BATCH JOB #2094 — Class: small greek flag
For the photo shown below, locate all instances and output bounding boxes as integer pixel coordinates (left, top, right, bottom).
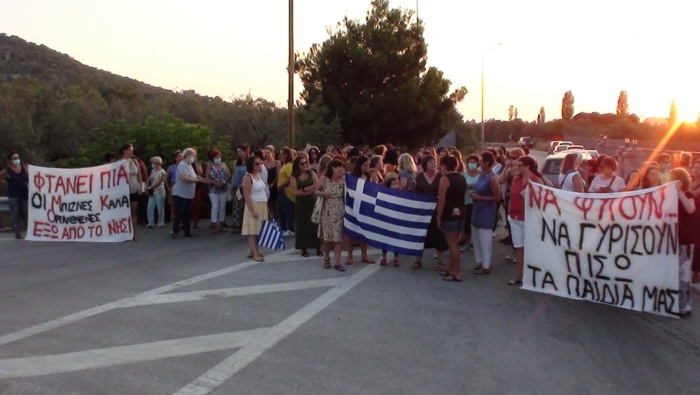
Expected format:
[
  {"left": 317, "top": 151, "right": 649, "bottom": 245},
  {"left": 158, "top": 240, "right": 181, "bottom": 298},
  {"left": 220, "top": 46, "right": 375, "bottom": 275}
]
[
  {"left": 258, "top": 220, "right": 286, "bottom": 250},
  {"left": 344, "top": 174, "right": 437, "bottom": 256}
]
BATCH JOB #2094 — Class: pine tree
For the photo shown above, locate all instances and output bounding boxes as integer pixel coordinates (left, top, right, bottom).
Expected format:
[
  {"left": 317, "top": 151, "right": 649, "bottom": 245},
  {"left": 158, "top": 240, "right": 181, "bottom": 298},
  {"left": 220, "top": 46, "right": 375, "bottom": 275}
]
[
  {"left": 669, "top": 99, "right": 677, "bottom": 126},
  {"left": 562, "top": 91, "right": 575, "bottom": 120},
  {"left": 616, "top": 91, "right": 629, "bottom": 116}
]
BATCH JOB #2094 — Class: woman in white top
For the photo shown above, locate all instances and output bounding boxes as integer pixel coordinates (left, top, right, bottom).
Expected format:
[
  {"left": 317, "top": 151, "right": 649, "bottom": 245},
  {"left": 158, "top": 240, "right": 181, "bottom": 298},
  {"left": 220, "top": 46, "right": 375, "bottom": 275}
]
[
  {"left": 589, "top": 156, "right": 626, "bottom": 193},
  {"left": 242, "top": 156, "right": 270, "bottom": 262},
  {"left": 558, "top": 153, "right": 585, "bottom": 192},
  {"left": 146, "top": 156, "right": 167, "bottom": 228}
]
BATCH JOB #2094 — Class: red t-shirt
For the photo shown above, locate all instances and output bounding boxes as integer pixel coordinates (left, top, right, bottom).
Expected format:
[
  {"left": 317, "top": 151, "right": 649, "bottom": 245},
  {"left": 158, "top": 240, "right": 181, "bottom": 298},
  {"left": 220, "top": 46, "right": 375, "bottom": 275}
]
[{"left": 509, "top": 174, "right": 539, "bottom": 221}]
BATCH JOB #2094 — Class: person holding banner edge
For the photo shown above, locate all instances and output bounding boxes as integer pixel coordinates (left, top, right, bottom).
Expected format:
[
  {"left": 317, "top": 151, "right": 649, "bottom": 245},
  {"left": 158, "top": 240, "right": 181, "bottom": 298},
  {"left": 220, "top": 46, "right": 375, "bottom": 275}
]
[
  {"left": 507, "top": 155, "right": 543, "bottom": 285},
  {"left": 119, "top": 143, "right": 143, "bottom": 241},
  {"left": 671, "top": 168, "right": 696, "bottom": 317},
  {"left": 172, "top": 148, "right": 210, "bottom": 239}
]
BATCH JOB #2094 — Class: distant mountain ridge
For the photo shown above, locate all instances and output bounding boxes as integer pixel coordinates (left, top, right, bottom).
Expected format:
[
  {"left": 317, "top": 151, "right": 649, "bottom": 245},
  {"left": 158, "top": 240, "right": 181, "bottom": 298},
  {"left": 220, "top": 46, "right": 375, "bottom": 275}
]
[{"left": 0, "top": 33, "right": 167, "bottom": 95}]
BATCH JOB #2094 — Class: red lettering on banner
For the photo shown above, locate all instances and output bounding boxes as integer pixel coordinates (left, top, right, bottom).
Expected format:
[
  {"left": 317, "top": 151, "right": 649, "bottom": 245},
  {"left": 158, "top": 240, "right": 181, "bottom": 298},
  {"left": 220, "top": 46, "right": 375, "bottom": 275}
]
[
  {"left": 32, "top": 221, "right": 59, "bottom": 239},
  {"left": 99, "top": 165, "right": 129, "bottom": 190},
  {"left": 61, "top": 226, "right": 86, "bottom": 240},
  {"left": 573, "top": 197, "right": 594, "bottom": 220},
  {"left": 108, "top": 217, "right": 132, "bottom": 235},
  {"left": 528, "top": 184, "right": 542, "bottom": 209},
  {"left": 598, "top": 198, "right": 616, "bottom": 222},
  {"left": 50, "top": 195, "right": 62, "bottom": 212},
  {"left": 542, "top": 189, "right": 562, "bottom": 216}
]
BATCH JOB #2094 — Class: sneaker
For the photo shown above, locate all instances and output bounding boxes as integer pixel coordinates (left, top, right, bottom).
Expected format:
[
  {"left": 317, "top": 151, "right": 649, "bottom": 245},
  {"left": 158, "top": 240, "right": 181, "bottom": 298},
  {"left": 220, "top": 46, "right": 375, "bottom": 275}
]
[
  {"left": 433, "top": 253, "right": 438, "bottom": 259},
  {"left": 460, "top": 245, "right": 471, "bottom": 252},
  {"left": 283, "top": 230, "right": 295, "bottom": 237},
  {"left": 505, "top": 254, "right": 514, "bottom": 261}
]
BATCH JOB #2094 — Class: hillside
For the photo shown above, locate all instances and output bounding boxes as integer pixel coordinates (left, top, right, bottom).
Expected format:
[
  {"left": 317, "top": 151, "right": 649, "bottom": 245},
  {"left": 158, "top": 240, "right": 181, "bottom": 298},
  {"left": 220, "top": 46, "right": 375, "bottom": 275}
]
[{"left": 0, "top": 34, "right": 304, "bottom": 164}]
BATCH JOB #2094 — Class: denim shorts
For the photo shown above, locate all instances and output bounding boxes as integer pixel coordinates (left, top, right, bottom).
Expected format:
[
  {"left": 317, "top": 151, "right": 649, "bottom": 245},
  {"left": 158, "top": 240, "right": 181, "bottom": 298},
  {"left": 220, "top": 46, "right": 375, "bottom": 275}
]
[{"left": 442, "top": 220, "right": 465, "bottom": 234}]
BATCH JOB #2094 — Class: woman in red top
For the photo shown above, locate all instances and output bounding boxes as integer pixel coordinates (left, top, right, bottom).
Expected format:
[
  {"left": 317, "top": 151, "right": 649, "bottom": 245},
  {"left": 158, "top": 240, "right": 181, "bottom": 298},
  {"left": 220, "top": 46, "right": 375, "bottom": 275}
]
[{"left": 508, "top": 156, "right": 543, "bottom": 285}]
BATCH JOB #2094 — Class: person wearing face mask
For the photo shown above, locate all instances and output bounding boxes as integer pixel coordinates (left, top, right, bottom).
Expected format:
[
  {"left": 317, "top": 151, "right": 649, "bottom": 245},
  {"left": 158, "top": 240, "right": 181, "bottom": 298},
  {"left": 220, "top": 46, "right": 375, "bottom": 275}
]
[
  {"left": 460, "top": 154, "right": 480, "bottom": 251},
  {"left": 0, "top": 152, "right": 29, "bottom": 239},
  {"left": 172, "top": 148, "right": 210, "bottom": 239},
  {"left": 146, "top": 157, "right": 167, "bottom": 228},
  {"left": 206, "top": 150, "right": 231, "bottom": 234}
]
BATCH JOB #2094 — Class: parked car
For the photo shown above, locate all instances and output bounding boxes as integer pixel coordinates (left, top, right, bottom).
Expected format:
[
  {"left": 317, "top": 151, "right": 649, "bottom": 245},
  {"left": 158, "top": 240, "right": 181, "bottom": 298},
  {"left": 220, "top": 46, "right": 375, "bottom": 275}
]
[
  {"left": 586, "top": 149, "right": 600, "bottom": 159},
  {"left": 549, "top": 141, "right": 572, "bottom": 154},
  {"left": 553, "top": 143, "right": 574, "bottom": 153},
  {"left": 566, "top": 145, "right": 585, "bottom": 150},
  {"left": 540, "top": 151, "right": 592, "bottom": 187},
  {"left": 518, "top": 137, "right": 534, "bottom": 148}
]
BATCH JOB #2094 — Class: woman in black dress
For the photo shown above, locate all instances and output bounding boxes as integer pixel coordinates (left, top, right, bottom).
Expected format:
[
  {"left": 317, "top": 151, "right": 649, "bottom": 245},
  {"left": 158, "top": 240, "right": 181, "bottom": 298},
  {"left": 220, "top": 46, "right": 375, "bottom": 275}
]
[{"left": 411, "top": 154, "right": 448, "bottom": 271}]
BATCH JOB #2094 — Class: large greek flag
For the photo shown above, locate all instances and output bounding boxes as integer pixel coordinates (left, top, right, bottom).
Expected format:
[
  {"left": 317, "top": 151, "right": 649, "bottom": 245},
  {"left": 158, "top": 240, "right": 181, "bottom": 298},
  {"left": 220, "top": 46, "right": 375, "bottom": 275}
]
[{"left": 344, "top": 174, "right": 437, "bottom": 256}]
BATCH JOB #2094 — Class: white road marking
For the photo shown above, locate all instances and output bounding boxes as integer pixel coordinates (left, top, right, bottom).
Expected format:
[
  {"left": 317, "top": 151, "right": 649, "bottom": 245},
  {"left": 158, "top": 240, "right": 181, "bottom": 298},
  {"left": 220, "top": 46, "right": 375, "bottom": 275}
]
[
  {"left": 0, "top": 249, "right": 295, "bottom": 347},
  {"left": 173, "top": 264, "right": 381, "bottom": 395},
  {"left": 0, "top": 329, "right": 268, "bottom": 379},
  {"left": 120, "top": 278, "right": 345, "bottom": 307}
]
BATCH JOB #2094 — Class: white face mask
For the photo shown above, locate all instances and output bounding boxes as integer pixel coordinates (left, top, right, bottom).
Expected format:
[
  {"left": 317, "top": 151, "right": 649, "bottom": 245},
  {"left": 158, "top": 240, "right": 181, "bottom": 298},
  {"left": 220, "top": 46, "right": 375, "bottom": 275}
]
[
  {"left": 11, "top": 159, "right": 20, "bottom": 165},
  {"left": 214, "top": 158, "right": 221, "bottom": 164},
  {"left": 188, "top": 157, "right": 195, "bottom": 164},
  {"left": 151, "top": 164, "right": 156, "bottom": 169}
]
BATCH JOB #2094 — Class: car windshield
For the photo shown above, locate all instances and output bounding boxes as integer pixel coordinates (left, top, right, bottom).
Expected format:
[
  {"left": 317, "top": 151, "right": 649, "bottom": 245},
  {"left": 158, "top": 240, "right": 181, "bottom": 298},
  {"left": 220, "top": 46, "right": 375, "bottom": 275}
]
[{"left": 544, "top": 159, "right": 563, "bottom": 174}]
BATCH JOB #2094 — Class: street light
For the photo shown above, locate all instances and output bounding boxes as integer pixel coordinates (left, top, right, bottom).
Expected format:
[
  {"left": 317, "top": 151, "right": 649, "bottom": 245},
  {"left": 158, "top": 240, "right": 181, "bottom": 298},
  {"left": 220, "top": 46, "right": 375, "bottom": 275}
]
[{"left": 481, "top": 43, "right": 502, "bottom": 151}]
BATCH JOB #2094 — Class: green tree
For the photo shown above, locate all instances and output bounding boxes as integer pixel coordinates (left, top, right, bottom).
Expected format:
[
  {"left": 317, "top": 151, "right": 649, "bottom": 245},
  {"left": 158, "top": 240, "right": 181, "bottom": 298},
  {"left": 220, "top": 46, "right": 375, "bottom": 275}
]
[
  {"left": 295, "top": 0, "right": 467, "bottom": 148},
  {"left": 295, "top": 99, "right": 342, "bottom": 148},
  {"left": 514, "top": 107, "right": 519, "bottom": 120},
  {"left": 669, "top": 99, "right": 677, "bottom": 126},
  {"left": 537, "top": 107, "right": 546, "bottom": 124},
  {"left": 562, "top": 91, "right": 575, "bottom": 120},
  {"left": 508, "top": 105, "right": 515, "bottom": 121},
  {"left": 616, "top": 91, "right": 629, "bottom": 116}
]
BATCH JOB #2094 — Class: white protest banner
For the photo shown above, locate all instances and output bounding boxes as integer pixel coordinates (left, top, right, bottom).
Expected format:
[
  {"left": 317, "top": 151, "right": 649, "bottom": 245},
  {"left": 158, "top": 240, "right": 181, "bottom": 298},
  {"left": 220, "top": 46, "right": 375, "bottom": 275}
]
[
  {"left": 523, "top": 183, "right": 680, "bottom": 318},
  {"left": 26, "top": 162, "right": 134, "bottom": 242}
]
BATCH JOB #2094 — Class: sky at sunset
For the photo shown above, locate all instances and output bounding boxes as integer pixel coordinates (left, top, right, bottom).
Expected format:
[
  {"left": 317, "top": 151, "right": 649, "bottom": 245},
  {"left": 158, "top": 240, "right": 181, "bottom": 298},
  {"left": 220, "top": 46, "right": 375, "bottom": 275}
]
[{"left": 2, "top": 0, "right": 698, "bottom": 124}]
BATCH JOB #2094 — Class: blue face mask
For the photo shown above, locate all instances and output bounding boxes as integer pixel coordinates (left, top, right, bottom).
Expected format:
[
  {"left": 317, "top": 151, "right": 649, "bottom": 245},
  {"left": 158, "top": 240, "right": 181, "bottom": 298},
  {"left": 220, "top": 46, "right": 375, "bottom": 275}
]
[
  {"left": 468, "top": 163, "right": 478, "bottom": 170},
  {"left": 188, "top": 157, "right": 195, "bottom": 164},
  {"left": 214, "top": 158, "right": 221, "bottom": 164},
  {"left": 12, "top": 159, "right": 20, "bottom": 165},
  {"left": 151, "top": 164, "right": 156, "bottom": 169}
]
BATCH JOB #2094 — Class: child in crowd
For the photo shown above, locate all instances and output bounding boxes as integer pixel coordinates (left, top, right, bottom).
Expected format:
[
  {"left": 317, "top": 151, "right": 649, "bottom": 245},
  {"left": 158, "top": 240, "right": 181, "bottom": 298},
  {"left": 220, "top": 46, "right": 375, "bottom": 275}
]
[{"left": 380, "top": 176, "right": 400, "bottom": 267}]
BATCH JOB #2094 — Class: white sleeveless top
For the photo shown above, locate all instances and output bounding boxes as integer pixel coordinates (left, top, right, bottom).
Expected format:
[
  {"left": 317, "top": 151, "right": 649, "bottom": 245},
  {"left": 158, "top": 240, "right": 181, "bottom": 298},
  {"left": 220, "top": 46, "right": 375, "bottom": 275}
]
[
  {"left": 558, "top": 171, "right": 578, "bottom": 191},
  {"left": 247, "top": 173, "right": 268, "bottom": 202}
]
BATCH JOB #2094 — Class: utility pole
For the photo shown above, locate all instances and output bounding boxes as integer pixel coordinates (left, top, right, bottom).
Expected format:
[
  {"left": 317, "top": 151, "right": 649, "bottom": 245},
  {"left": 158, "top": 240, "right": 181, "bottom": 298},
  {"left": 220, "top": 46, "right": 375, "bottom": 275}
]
[{"left": 287, "top": 0, "right": 295, "bottom": 148}]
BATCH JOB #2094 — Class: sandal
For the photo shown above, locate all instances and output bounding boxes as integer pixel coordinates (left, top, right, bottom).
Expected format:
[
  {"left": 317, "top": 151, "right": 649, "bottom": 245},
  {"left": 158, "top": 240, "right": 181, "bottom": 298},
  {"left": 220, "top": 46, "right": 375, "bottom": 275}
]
[
  {"left": 361, "top": 257, "right": 376, "bottom": 264},
  {"left": 345, "top": 258, "right": 354, "bottom": 266},
  {"left": 316, "top": 250, "right": 325, "bottom": 257},
  {"left": 442, "top": 274, "right": 463, "bottom": 282},
  {"left": 411, "top": 261, "right": 423, "bottom": 270},
  {"left": 324, "top": 258, "right": 331, "bottom": 269},
  {"left": 392, "top": 259, "right": 400, "bottom": 267},
  {"left": 335, "top": 264, "right": 345, "bottom": 272},
  {"left": 252, "top": 256, "right": 265, "bottom": 262},
  {"left": 508, "top": 279, "right": 523, "bottom": 286},
  {"left": 380, "top": 258, "right": 388, "bottom": 266},
  {"left": 247, "top": 253, "right": 254, "bottom": 259},
  {"left": 473, "top": 267, "right": 492, "bottom": 275},
  {"left": 132, "top": 237, "right": 139, "bottom": 241},
  {"left": 301, "top": 251, "right": 309, "bottom": 258},
  {"left": 434, "top": 263, "right": 446, "bottom": 272}
]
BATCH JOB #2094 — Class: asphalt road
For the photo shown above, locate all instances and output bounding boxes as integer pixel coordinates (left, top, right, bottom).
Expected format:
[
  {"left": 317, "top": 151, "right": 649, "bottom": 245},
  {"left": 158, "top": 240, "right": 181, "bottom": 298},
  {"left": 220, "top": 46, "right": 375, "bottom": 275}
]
[{"left": 1, "top": 153, "right": 699, "bottom": 395}]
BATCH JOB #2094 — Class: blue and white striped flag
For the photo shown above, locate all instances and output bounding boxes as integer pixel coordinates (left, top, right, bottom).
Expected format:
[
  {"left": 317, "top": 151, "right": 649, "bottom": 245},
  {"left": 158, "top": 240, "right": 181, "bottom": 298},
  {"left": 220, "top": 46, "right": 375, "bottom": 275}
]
[
  {"left": 344, "top": 174, "right": 437, "bottom": 256},
  {"left": 258, "top": 220, "right": 286, "bottom": 250}
]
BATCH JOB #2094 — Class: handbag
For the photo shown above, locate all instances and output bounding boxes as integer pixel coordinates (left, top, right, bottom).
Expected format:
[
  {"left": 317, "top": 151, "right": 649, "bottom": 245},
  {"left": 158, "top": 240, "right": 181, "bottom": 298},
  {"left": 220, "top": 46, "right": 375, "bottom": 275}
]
[{"left": 311, "top": 196, "right": 324, "bottom": 224}]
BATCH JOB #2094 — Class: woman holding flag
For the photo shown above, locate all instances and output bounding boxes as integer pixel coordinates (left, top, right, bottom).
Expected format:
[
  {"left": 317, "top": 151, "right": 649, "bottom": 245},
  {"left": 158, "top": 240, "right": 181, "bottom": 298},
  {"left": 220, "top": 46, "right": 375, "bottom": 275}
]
[{"left": 241, "top": 156, "right": 269, "bottom": 262}]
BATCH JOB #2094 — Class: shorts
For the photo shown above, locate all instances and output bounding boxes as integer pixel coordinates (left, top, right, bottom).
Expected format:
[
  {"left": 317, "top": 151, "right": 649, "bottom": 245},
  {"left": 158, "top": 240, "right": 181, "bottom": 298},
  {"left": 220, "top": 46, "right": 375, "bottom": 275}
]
[
  {"left": 130, "top": 193, "right": 139, "bottom": 203},
  {"left": 508, "top": 216, "right": 525, "bottom": 248},
  {"left": 442, "top": 220, "right": 465, "bottom": 234}
]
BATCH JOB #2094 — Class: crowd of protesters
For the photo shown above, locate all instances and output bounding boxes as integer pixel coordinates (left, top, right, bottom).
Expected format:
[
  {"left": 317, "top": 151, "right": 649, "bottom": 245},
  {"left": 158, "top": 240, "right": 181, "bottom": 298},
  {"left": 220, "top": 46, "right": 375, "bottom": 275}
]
[{"left": 2, "top": 143, "right": 699, "bottom": 316}]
